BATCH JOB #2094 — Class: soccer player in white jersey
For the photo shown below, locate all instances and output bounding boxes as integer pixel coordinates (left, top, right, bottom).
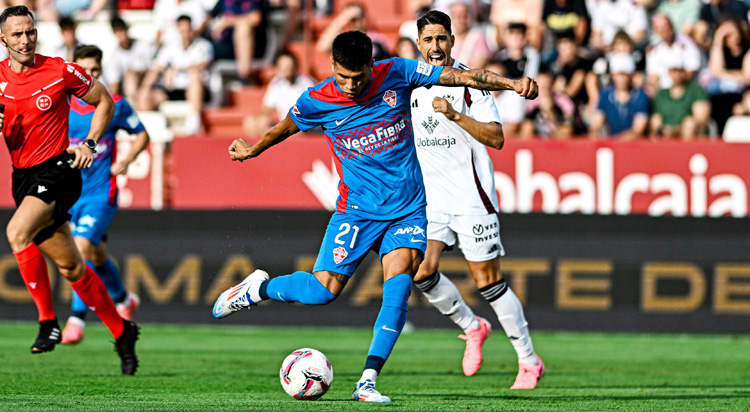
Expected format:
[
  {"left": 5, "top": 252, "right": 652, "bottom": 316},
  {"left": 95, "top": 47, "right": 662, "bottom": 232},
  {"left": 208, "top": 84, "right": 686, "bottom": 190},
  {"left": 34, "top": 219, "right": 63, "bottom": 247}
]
[{"left": 410, "top": 10, "right": 545, "bottom": 389}]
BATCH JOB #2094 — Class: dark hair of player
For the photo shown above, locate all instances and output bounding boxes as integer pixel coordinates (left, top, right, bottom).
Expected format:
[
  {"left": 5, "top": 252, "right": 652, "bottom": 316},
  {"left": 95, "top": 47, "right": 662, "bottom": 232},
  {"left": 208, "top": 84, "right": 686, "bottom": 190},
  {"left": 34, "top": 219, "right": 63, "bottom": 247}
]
[
  {"left": 416, "top": 10, "right": 452, "bottom": 36},
  {"left": 0, "top": 5, "right": 34, "bottom": 30},
  {"left": 73, "top": 45, "right": 103, "bottom": 63},
  {"left": 111, "top": 16, "right": 128, "bottom": 31},
  {"left": 177, "top": 15, "right": 192, "bottom": 25},
  {"left": 332, "top": 31, "right": 372, "bottom": 70}
]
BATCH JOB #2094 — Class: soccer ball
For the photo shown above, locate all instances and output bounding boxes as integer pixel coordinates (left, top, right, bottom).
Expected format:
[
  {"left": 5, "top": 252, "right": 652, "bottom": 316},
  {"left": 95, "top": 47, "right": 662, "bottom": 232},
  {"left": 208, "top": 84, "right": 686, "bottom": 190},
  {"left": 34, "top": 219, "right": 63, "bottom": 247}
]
[{"left": 279, "top": 348, "right": 333, "bottom": 400}]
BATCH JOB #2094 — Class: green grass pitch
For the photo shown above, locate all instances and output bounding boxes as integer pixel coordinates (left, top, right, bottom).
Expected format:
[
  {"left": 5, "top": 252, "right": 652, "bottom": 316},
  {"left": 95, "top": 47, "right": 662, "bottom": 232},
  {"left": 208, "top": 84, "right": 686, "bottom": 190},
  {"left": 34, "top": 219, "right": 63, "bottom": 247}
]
[{"left": 0, "top": 322, "right": 748, "bottom": 411}]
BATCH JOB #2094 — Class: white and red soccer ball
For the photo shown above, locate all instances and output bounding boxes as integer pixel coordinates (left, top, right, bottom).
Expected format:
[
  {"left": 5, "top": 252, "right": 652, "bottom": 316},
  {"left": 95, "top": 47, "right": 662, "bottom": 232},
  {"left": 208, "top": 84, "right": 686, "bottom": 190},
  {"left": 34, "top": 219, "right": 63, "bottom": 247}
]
[{"left": 279, "top": 348, "right": 333, "bottom": 400}]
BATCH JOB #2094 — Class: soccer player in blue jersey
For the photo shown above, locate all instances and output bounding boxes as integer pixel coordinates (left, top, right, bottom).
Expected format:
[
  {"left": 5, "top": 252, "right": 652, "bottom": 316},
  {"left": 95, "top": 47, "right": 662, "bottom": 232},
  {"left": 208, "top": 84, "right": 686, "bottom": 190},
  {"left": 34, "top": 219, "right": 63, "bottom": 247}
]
[
  {"left": 213, "top": 31, "right": 537, "bottom": 402},
  {"left": 61, "top": 45, "right": 150, "bottom": 345}
]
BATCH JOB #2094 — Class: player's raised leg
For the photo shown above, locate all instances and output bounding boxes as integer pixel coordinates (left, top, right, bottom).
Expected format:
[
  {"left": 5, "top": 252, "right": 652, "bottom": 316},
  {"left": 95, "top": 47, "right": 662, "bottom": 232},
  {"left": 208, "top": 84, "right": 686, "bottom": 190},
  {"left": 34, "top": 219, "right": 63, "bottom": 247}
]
[{"left": 414, "top": 238, "right": 490, "bottom": 376}]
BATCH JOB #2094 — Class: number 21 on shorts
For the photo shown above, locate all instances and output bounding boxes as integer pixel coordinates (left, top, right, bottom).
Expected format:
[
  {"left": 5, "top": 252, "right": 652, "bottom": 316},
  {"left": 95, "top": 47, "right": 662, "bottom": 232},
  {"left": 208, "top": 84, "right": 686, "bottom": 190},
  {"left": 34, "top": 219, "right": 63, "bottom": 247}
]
[{"left": 334, "top": 223, "right": 359, "bottom": 248}]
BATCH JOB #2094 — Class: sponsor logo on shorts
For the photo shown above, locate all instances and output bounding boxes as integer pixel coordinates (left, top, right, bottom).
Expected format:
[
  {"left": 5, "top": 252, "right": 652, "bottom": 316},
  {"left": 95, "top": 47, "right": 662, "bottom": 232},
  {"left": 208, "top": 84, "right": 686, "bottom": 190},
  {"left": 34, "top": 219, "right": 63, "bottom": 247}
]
[
  {"left": 473, "top": 222, "right": 499, "bottom": 242},
  {"left": 333, "top": 246, "right": 348, "bottom": 264},
  {"left": 383, "top": 90, "right": 397, "bottom": 107},
  {"left": 474, "top": 232, "right": 499, "bottom": 243},
  {"left": 37, "top": 185, "right": 47, "bottom": 193},
  {"left": 36, "top": 95, "right": 52, "bottom": 111},
  {"left": 394, "top": 226, "right": 425, "bottom": 237}
]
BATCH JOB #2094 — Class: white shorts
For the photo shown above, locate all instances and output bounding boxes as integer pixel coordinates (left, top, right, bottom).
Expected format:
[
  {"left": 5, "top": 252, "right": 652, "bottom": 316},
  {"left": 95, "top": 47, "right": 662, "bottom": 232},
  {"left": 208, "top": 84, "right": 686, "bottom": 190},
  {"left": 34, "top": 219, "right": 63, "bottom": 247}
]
[{"left": 426, "top": 210, "right": 505, "bottom": 262}]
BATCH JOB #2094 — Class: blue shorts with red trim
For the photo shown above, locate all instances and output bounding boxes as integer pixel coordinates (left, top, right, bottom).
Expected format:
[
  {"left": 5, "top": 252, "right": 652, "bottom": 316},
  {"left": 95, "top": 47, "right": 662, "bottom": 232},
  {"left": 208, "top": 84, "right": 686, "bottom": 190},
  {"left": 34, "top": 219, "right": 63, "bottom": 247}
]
[
  {"left": 313, "top": 208, "right": 427, "bottom": 277},
  {"left": 69, "top": 194, "right": 118, "bottom": 245}
]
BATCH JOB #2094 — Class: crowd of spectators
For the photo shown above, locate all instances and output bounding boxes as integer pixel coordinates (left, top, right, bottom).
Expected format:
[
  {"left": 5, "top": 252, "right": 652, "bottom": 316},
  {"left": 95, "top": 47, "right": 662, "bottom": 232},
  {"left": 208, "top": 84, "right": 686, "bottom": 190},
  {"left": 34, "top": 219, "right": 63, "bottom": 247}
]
[{"left": 6, "top": 0, "right": 750, "bottom": 139}]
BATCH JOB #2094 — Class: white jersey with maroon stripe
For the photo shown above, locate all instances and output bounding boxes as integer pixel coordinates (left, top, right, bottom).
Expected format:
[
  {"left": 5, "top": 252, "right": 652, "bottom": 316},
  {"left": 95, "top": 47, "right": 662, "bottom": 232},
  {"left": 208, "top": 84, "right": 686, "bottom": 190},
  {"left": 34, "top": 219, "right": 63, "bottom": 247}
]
[{"left": 410, "top": 60, "right": 501, "bottom": 216}]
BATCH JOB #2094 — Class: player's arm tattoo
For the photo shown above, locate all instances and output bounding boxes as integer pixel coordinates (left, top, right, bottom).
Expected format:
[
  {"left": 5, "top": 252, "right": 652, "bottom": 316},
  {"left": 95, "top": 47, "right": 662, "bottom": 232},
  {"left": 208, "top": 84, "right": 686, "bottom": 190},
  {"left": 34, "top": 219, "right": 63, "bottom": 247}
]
[{"left": 438, "top": 67, "right": 515, "bottom": 91}]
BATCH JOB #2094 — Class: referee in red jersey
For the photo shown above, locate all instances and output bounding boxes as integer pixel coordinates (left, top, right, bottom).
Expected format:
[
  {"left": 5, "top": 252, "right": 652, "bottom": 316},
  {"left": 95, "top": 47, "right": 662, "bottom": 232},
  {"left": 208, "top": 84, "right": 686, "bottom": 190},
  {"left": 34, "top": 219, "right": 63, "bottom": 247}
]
[{"left": 0, "top": 6, "right": 139, "bottom": 375}]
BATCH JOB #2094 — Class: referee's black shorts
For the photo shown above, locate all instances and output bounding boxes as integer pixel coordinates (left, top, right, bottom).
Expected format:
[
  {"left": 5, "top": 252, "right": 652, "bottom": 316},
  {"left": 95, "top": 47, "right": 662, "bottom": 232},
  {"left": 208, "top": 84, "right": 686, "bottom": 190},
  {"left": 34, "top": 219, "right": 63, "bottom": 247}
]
[{"left": 12, "top": 152, "right": 82, "bottom": 244}]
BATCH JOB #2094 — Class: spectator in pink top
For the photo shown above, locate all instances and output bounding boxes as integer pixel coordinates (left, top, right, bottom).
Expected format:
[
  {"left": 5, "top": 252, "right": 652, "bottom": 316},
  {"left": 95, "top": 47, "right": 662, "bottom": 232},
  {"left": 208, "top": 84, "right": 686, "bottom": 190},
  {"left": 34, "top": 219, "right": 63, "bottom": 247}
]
[{"left": 448, "top": 0, "right": 492, "bottom": 70}]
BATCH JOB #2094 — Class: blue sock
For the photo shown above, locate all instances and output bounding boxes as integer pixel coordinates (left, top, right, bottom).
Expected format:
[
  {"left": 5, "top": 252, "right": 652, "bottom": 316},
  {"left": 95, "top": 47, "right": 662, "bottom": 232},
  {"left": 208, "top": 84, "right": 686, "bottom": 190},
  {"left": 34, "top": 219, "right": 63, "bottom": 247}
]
[
  {"left": 70, "top": 291, "right": 88, "bottom": 320},
  {"left": 261, "top": 271, "right": 336, "bottom": 305},
  {"left": 366, "top": 273, "right": 412, "bottom": 372},
  {"left": 90, "top": 259, "right": 126, "bottom": 303}
]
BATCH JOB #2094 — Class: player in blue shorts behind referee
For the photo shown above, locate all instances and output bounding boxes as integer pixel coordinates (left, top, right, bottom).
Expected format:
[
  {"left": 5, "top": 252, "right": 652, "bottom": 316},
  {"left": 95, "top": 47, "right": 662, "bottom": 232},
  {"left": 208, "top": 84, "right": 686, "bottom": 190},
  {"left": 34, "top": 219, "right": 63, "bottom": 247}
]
[
  {"left": 61, "top": 45, "right": 150, "bottom": 344},
  {"left": 213, "top": 30, "right": 538, "bottom": 402}
]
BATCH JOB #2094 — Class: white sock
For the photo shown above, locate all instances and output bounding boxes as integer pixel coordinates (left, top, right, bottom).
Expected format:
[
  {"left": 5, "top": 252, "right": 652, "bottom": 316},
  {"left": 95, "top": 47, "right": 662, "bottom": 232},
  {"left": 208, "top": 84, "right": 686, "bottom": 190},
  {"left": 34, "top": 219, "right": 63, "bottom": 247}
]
[
  {"left": 415, "top": 272, "right": 479, "bottom": 333},
  {"left": 359, "top": 368, "right": 378, "bottom": 383},
  {"left": 482, "top": 282, "right": 537, "bottom": 365}
]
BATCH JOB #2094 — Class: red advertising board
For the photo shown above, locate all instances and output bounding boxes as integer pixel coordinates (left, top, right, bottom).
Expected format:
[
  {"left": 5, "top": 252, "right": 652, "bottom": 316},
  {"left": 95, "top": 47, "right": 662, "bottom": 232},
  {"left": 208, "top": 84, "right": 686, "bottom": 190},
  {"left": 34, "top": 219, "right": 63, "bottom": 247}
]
[
  {"left": 170, "top": 137, "right": 750, "bottom": 218},
  {"left": 4, "top": 137, "right": 749, "bottom": 217}
]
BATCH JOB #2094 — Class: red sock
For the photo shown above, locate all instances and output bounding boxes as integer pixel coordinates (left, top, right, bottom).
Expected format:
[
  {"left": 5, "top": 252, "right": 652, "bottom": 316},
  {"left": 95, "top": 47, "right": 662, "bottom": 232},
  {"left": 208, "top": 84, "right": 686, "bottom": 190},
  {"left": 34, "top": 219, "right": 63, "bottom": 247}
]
[
  {"left": 14, "top": 243, "right": 55, "bottom": 322},
  {"left": 71, "top": 266, "right": 125, "bottom": 339}
]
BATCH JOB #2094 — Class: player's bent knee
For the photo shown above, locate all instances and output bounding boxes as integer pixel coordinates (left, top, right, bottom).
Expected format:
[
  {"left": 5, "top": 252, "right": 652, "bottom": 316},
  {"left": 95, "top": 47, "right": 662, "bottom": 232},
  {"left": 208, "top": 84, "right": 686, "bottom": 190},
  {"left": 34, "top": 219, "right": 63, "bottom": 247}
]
[
  {"left": 57, "top": 260, "right": 87, "bottom": 282},
  {"left": 6, "top": 223, "right": 33, "bottom": 252}
]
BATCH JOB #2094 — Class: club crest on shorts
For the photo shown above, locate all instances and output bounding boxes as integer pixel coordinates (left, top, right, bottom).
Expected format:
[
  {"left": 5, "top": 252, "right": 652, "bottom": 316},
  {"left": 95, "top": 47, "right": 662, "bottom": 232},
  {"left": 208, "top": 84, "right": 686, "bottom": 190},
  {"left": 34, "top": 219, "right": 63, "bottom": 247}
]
[
  {"left": 333, "top": 246, "right": 348, "bottom": 264},
  {"left": 383, "top": 90, "right": 397, "bottom": 107}
]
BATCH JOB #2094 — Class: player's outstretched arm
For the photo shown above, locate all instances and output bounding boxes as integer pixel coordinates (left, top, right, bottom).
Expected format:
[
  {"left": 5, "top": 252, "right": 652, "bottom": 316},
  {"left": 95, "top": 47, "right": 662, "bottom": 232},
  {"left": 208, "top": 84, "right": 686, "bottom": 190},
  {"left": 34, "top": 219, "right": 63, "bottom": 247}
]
[
  {"left": 229, "top": 114, "right": 300, "bottom": 162},
  {"left": 432, "top": 96, "right": 504, "bottom": 149},
  {"left": 438, "top": 67, "right": 539, "bottom": 100}
]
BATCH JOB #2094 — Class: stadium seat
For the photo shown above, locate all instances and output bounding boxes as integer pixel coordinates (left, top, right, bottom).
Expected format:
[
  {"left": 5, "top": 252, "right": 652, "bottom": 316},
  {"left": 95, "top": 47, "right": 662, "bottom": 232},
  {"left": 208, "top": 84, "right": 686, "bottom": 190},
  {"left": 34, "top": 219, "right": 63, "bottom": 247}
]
[
  {"left": 722, "top": 116, "right": 750, "bottom": 142},
  {"left": 134, "top": 111, "right": 174, "bottom": 143},
  {"left": 158, "top": 101, "right": 192, "bottom": 136}
]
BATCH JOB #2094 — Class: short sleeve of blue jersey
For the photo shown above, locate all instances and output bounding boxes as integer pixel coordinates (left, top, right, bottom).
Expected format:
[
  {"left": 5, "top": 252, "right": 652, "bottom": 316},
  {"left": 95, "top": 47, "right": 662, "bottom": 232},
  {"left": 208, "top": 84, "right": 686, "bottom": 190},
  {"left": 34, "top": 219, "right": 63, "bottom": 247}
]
[
  {"left": 289, "top": 90, "right": 321, "bottom": 132},
  {"left": 114, "top": 99, "right": 146, "bottom": 135},
  {"left": 391, "top": 57, "right": 443, "bottom": 88}
]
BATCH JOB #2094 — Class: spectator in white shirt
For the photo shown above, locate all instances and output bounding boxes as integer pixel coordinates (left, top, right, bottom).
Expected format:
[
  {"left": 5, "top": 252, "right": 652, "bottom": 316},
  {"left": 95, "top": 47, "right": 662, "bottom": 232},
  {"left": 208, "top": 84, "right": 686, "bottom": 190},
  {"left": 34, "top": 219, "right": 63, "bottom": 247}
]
[
  {"left": 152, "top": 0, "right": 207, "bottom": 49},
  {"left": 243, "top": 50, "right": 316, "bottom": 136},
  {"left": 104, "top": 17, "right": 155, "bottom": 102},
  {"left": 646, "top": 13, "right": 703, "bottom": 94},
  {"left": 137, "top": 15, "right": 214, "bottom": 135},
  {"left": 589, "top": 0, "right": 649, "bottom": 51}
]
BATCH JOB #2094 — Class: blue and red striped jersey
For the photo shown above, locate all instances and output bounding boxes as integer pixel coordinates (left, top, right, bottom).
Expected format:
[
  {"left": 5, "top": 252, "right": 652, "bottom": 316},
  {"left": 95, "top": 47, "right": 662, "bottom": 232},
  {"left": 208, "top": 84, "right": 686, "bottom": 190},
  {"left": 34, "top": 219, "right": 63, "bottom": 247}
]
[
  {"left": 68, "top": 95, "right": 145, "bottom": 202},
  {"left": 290, "top": 57, "right": 443, "bottom": 219}
]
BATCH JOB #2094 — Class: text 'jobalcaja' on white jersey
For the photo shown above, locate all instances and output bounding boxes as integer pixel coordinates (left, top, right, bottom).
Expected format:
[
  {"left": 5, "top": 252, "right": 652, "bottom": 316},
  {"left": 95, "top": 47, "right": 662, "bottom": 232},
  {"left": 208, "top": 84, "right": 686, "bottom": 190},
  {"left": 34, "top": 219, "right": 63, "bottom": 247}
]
[{"left": 410, "top": 60, "right": 502, "bottom": 216}]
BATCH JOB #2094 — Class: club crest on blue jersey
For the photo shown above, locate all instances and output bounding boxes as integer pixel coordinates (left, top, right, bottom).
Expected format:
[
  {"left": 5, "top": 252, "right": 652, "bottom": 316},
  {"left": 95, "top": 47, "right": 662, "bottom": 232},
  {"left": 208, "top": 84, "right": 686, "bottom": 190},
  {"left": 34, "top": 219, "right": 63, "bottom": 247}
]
[{"left": 383, "top": 90, "right": 397, "bottom": 107}]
